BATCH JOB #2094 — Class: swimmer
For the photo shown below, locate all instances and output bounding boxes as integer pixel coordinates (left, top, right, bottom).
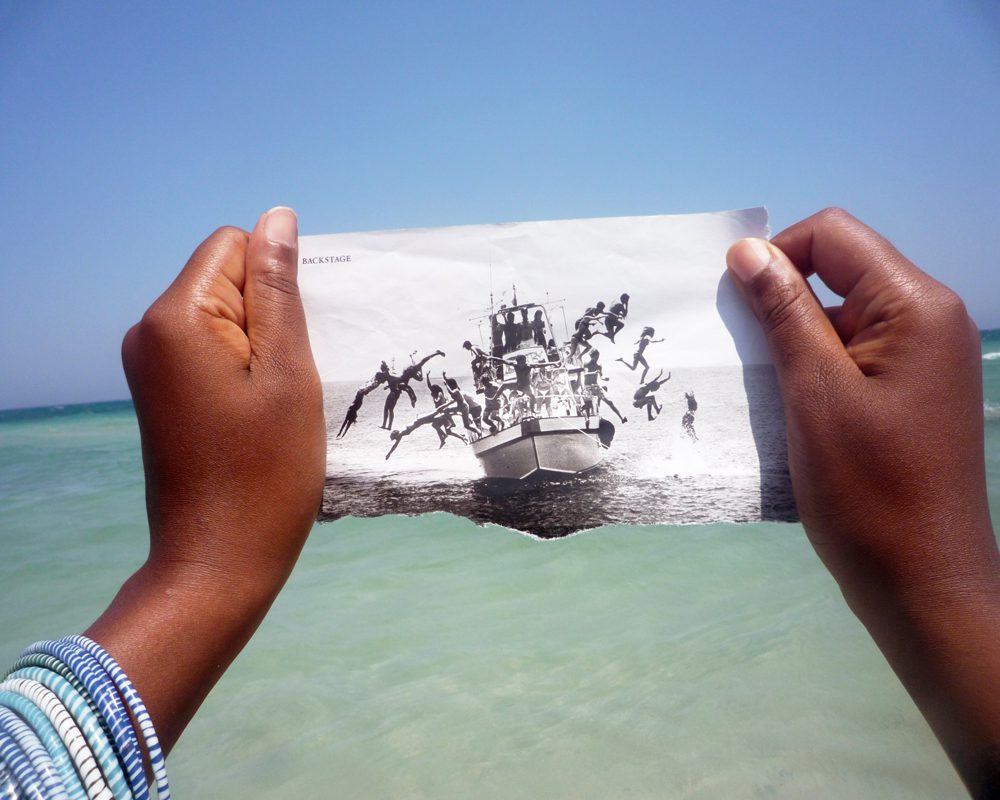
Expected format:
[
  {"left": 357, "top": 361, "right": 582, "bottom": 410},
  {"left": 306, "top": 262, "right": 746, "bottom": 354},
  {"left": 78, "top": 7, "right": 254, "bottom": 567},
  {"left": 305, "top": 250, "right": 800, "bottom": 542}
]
[
  {"left": 632, "top": 370, "right": 671, "bottom": 421},
  {"left": 616, "top": 326, "right": 664, "bottom": 383},
  {"left": 682, "top": 391, "right": 698, "bottom": 441}
]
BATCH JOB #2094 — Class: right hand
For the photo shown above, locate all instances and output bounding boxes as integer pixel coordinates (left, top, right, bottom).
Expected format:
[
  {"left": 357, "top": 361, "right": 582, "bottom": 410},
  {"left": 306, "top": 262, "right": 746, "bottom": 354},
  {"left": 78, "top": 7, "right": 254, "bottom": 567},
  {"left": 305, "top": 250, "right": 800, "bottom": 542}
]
[
  {"left": 726, "top": 208, "right": 1000, "bottom": 796},
  {"left": 726, "top": 208, "right": 995, "bottom": 601}
]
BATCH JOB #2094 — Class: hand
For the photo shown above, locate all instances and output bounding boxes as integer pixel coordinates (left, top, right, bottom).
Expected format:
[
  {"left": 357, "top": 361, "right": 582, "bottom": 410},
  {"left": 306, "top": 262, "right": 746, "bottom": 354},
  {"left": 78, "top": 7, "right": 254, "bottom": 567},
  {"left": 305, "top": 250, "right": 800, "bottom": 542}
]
[
  {"left": 87, "top": 207, "right": 325, "bottom": 752},
  {"left": 727, "top": 208, "right": 999, "bottom": 796}
]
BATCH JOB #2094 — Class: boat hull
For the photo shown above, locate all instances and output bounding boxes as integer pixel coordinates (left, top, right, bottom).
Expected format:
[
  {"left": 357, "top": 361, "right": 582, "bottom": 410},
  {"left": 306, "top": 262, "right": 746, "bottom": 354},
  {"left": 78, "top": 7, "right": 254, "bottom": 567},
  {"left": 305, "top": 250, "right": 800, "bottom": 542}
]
[{"left": 470, "top": 416, "right": 609, "bottom": 479}]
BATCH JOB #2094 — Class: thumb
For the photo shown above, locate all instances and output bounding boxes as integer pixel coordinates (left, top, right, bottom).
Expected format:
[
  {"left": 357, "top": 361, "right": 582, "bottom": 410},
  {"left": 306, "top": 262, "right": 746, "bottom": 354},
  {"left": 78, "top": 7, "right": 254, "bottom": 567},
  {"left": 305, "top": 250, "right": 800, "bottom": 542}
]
[
  {"left": 244, "top": 206, "right": 312, "bottom": 372},
  {"left": 726, "top": 238, "right": 858, "bottom": 395}
]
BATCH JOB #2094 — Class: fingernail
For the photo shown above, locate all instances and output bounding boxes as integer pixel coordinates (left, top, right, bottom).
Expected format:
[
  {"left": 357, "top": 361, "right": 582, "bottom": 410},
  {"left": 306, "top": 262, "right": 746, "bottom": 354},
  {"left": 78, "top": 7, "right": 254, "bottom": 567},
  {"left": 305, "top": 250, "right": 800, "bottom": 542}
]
[
  {"left": 264, "top": 206, "right": 297, "bottom": 247},
  {"left": 727, "top": 238, "right": 774, "bottom": 283}
]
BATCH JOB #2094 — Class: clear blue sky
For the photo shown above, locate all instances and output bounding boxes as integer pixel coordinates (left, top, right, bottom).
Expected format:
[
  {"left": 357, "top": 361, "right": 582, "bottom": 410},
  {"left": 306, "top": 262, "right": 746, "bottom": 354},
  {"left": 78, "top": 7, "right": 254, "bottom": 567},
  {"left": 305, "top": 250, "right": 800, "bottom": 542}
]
[{"left": 1, "top": 1, "right": 998, "bottom": 409}]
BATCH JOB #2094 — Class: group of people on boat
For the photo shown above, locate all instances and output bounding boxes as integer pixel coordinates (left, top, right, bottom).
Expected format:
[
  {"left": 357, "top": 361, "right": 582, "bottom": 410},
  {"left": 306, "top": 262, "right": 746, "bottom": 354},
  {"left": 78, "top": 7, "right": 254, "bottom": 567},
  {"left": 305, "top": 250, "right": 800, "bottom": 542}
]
[{"left": 336, "top": 293, "right": 699, "bottom": 458}]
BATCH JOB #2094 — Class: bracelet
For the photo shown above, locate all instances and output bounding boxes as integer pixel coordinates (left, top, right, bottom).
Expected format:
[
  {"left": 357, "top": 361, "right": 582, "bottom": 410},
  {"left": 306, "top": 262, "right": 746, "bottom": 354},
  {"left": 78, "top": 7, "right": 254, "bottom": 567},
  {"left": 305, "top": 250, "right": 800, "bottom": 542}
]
[
  {"left": 0, "top": 724, "right": 45, "bottom": 800},
  {"left": 18, "top": 643, "right": 144, "bottom": 800},
  {"left": 0, "top": 677, "right": 113, "bottom": 800},
  {"left": 0, "top": 636, "right": 168, "bottom": 800},
  {"left": 6, "top": 668, "right": 129, "bottom": 800},
  {"left": 65, "top": 638, "right": 167, "bottom": 800},
  {"left": 0, "top": 707, "right": 65, "bottom": 800},
  {"left": 0, "top": 691, "right": 83, "bottom": 800}
]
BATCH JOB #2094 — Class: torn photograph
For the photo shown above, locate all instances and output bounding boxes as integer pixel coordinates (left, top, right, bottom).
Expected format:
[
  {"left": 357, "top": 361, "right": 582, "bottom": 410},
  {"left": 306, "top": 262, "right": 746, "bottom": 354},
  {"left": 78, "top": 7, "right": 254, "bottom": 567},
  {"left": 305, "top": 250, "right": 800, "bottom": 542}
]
[{"left": 299, "top": 208, "right": 796, "bottom": 537}]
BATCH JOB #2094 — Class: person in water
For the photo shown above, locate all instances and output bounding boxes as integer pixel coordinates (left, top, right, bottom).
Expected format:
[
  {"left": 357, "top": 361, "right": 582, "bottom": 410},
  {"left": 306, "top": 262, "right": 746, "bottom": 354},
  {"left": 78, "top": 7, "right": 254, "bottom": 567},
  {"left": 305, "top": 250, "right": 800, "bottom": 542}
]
[
  {"left": 682, "top": 391, "right": 698, "bottom": 441},
  {"left": 581, "top": 349, "right": 628, "bottom": 423},
  {"left": 617, "top": 326, "right": 664, "bottom": 383},
  {"left": 632, "top": 370, "right": 672, "bottom": 421}
]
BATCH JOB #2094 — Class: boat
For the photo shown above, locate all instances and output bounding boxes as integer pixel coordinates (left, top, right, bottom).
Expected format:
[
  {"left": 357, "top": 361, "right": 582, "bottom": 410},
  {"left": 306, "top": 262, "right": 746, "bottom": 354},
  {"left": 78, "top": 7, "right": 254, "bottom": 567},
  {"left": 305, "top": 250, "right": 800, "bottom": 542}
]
[{"left": 469, "top": 298, "right": 616, "bottom": 480}]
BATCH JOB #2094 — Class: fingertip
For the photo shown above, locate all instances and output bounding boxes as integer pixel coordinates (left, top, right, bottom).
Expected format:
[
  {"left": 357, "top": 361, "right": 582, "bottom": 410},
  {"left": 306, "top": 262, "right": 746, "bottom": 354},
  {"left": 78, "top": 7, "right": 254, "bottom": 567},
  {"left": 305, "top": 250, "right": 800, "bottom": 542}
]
[
  {"left": 262, "top": 207, "right": 298, "bottom": 249},
  {"left": 727, "top": 238, "right": 775, "bottom": 284}
]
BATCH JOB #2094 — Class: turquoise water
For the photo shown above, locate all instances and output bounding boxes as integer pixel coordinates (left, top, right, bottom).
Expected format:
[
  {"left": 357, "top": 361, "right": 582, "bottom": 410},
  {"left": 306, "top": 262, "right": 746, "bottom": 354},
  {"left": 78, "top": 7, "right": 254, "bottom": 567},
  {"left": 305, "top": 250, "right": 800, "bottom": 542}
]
[{"left": 1, "top": 333, "right": 998, "bottom": 798}]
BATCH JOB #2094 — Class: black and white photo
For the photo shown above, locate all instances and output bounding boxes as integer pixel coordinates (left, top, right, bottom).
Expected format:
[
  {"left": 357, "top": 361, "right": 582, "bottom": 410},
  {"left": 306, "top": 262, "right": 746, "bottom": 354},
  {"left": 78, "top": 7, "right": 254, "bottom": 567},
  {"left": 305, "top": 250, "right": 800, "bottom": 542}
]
[{"left": 299, "top": 208, "right": 795, "bottom": 536}]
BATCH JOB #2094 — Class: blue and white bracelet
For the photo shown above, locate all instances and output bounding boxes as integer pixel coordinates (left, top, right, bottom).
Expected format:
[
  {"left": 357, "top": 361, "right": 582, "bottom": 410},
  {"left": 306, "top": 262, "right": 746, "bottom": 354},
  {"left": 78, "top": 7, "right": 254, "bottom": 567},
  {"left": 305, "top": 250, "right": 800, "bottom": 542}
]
[{"left": 0, "top": 637, "right": 168, "bottom": 800}]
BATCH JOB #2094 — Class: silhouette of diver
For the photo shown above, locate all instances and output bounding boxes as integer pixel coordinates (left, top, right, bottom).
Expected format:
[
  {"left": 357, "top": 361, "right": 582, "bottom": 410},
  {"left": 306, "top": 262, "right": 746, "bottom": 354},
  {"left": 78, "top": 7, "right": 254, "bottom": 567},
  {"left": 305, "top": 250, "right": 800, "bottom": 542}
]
[
  {"left": 616, "top": 326, "right": 664, "bottom": 383},
  {"left": 632, "top": 369, "right": 671, "bottom": 421},
  {"left": 682, "top": 391, "right": 698, "bottom": 441},
  {"left": 600, "top": 292, "right": 629, "bottom": 342},
  {"left": 385, "top": 402, "right": 464, "bottom": 460},
  {"left": 381, "top": 350, "right": 445, "bottom": 430},
  {"left": 336, "top": 363, "right": 390, "bottom": 438},
  {"left": 337, "top": 389, "right": 365, "bottom": 438}
]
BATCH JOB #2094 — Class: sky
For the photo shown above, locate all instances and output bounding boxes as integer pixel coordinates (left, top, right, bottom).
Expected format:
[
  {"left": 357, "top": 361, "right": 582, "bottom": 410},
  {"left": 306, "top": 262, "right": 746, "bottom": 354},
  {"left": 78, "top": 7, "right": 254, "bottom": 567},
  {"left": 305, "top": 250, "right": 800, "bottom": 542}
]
[{"left": 1, "top": 1, "right": 998, "bottom": 410}]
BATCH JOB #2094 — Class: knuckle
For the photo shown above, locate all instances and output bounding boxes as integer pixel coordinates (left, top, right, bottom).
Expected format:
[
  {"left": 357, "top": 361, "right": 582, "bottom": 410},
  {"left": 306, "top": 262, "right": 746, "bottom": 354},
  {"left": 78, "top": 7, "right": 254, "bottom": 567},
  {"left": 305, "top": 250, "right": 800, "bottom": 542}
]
[
  {"left": 754, "top": 276, "right": 810, "bottom": 339},
  {"left": 816, "top": 206, "right": 854, "bottom": 227},
  {"left": 211, "top": 225, "right": 250, "bottom": 249},
  {"left": 256, "top": 261, "right": 301, "bottom": 299}
]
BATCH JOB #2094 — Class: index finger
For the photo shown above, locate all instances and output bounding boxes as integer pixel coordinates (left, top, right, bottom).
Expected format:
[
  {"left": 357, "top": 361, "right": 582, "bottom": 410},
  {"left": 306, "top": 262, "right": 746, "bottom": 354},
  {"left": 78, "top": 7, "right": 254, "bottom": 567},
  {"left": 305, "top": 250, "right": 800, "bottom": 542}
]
[{"left": 771, "top": 207, "right": 927, "bottom": 299}]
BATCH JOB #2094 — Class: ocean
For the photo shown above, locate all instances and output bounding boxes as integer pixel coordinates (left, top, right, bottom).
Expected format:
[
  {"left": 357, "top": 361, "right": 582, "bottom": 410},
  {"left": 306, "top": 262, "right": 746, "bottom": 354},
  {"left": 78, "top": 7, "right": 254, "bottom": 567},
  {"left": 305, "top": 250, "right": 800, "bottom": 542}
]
[{"left": 1, "top": 331, "right": 998, "bottom": 799}]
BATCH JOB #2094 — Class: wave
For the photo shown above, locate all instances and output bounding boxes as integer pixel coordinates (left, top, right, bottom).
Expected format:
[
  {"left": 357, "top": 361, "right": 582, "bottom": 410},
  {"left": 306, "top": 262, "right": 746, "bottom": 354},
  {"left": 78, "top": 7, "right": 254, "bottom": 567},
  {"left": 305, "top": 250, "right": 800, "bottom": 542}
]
[
  {"left": 987, "top": 403, "right": 1000, "bottom": 421},
  {"left": 983, "top": 352, "right": 1000, "bottom": 361}
]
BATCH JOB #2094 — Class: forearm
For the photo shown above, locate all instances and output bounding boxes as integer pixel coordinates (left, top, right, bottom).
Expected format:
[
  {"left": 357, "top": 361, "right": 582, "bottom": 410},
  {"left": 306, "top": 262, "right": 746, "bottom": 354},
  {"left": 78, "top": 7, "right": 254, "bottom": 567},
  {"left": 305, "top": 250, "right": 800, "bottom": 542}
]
[
  {"left": 83, "top": 555, "right": 288, "bottom": 755},
  {"left": 835, "top": 518, "right": 1000, "bottom": 798}
]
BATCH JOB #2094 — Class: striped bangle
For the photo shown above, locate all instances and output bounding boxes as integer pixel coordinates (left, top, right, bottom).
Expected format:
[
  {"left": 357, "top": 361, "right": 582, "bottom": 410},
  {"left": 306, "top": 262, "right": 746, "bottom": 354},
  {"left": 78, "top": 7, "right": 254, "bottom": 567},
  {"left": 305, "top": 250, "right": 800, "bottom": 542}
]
[
  {"left": 63, "top": 638, "right": 168, "bottom": 800},
  {"left": 4, "top": 669, "right": 128, "bottom": 800},
  {"left": 0, "top": 725, "right": 45, "bottom": 800},
  {"left": 0, "top": 691, "right": 84, "bottom": 800},
  {"left": 0, "top": 759, "right": 21, "bottom": 800},
  {"left": 2, "top": 637, "right": 168, "bottom": 800},
  {"left": 0, "top": 677, "right": 113, "bottom": 800},
  {"left": 0, "top": 707, "right": 66, "bottom": 800},
  {"left": 17, "top": 643, "right": 145, "bottom": 800}
]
